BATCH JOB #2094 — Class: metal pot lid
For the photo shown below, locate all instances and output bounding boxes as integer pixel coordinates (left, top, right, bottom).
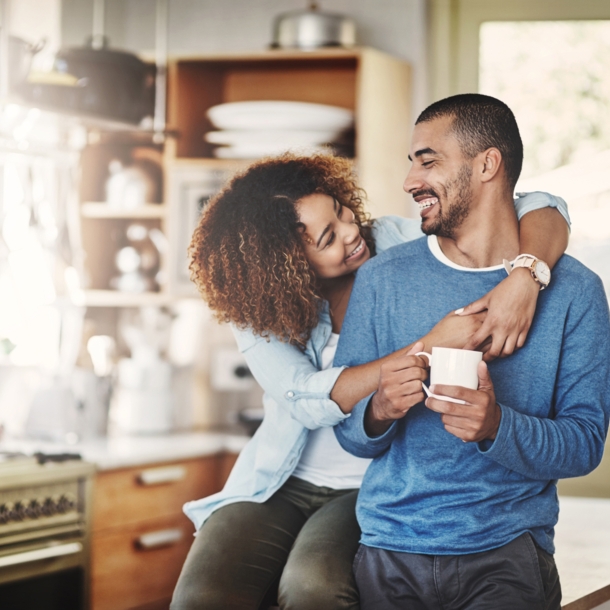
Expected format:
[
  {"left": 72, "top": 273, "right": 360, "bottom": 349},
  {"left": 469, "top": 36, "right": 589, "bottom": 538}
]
[{"left": 272, "top": 1, "right": 356, "bottom": 49}]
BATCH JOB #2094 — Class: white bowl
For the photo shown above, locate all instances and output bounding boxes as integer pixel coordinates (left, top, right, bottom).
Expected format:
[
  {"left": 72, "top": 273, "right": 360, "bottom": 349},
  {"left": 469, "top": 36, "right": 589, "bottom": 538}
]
[
  {"left": 207, "top": 101, "right": 354, "bottom": 131},
  {"left": 213, "top": 144, "right": 328, "bottom": 160},
  {"left": 205, "top": 129, "right": 342, "bottom": 147}
]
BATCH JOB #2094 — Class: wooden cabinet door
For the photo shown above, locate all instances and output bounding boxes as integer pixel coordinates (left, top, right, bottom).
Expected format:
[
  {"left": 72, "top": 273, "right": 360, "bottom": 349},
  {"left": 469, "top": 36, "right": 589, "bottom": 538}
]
[
  {"left": 93, "top": 456, "right": 223, "bottom": 531},
  {"left": 91, "top": 453, "right": 239, "bottom": 610},
  {"left": 91, "top": 514, "right": 193, "bottom": 610}
]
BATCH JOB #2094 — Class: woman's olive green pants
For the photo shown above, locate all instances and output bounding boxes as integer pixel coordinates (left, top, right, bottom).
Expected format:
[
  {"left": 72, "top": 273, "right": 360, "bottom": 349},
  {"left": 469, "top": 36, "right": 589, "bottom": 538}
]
[{"left": 170, "top": 476, "right": 361, "bottom": 610}]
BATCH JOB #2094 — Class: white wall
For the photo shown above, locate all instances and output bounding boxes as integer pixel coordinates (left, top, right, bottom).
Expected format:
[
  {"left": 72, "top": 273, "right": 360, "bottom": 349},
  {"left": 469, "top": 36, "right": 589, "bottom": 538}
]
[
  {"left": 60, "top": 0, "right": 430, "bottom": 118},
  {"left": 9, "top": 0, "right": 61, "bottom": 72}
]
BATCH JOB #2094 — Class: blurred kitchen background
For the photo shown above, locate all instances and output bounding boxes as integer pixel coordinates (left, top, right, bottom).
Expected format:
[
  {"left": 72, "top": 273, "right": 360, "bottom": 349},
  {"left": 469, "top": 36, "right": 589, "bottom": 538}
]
[{"left": 0, "top": 1, "right": 609, "bottom": 609}]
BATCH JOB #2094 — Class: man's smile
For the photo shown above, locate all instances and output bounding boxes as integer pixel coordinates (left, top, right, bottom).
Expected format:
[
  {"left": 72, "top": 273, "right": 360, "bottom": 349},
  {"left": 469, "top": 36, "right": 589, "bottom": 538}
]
[{"left": 413, "top": 191, "right": 440, "bottom": 217}]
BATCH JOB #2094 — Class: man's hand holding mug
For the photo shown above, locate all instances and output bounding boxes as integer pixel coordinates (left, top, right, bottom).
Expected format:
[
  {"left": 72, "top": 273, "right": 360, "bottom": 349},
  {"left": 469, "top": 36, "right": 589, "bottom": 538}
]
[{"left": 417, "top": 346, "right": 501, "bottom": 443}]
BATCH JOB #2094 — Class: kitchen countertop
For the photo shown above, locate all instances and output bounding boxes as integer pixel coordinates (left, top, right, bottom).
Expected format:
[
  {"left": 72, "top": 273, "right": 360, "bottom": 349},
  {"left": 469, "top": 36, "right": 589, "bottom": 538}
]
[
  {"left": 0, "top": 431, "right": 250, "bottom": 471},
  {"left": 556, "top": 496, "right": 610, "bottom": 610}
]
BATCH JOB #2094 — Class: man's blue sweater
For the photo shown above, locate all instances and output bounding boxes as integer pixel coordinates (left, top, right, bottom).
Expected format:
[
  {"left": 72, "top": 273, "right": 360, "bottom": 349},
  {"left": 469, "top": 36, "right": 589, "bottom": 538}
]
[{"left": 334, "top": 236, "right": 610, "bottom": 555}]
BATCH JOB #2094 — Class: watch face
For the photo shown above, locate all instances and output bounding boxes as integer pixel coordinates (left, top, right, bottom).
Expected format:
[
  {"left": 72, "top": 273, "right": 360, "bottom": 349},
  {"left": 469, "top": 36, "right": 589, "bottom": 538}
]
[{"left": 535, "top": 260, "right": 551, "bottom": 284}]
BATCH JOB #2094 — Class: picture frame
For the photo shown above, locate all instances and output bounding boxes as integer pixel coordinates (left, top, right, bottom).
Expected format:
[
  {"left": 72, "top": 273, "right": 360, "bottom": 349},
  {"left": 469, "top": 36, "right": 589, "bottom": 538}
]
[{"left": 166, "top": 163, "right": 236, "bottom": 295}]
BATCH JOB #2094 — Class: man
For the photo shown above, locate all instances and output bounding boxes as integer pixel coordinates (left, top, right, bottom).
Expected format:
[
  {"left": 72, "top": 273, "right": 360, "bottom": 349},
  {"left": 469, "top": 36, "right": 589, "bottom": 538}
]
[{"left": 334, "top": 94, "right": 610, "bottom": 609}]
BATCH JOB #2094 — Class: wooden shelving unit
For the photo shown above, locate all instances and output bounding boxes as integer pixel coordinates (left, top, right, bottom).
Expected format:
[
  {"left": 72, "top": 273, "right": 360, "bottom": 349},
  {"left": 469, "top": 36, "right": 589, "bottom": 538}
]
[
  {"left": 76, "top": 136, "right": 168, "bottom": 305},
  {"left": 165, "top": 47, "right": 412, "bottom": 220},
  {"left": 76, "top": 47, "right": 412, "bottom": 307}
]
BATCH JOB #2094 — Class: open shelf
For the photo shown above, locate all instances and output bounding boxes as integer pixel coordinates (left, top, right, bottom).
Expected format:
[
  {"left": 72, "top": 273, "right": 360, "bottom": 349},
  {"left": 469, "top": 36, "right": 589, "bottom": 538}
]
[
  {"left": 81, "top": 203, "right": 167, "bottom": 219},
  {"left": 168, "top": 50, "right": 359, "bottom": 159},
  {"left": 71, "top": 289, "right": 182, "bottom": 308},
  {"left": 165, "top": 47, "right": 412, "bottom": 220}
]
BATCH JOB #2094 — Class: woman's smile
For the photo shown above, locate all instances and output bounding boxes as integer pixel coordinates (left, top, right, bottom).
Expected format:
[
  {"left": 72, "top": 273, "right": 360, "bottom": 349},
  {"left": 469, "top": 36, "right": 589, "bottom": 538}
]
[{"left": 346, "top": 238, "right": 366, "bottom": 261}]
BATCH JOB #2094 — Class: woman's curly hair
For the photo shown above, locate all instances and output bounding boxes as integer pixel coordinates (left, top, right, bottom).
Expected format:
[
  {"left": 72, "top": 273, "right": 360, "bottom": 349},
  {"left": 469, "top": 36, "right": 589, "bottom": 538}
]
[{"left": 189, "top": 152, "right": 375, "bottom": 349}]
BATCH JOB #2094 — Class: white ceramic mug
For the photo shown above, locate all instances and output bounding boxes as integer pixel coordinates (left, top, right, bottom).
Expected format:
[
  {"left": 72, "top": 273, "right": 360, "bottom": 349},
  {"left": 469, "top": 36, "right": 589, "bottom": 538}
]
[{"left": 415, "top": 347, "right": 482, "bottom": 390}]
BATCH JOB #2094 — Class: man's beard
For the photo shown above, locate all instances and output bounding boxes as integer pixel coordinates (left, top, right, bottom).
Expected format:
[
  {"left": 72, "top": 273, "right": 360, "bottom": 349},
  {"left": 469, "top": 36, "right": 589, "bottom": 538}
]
[{"left": 421, "top": 164, "right": 473, "bottom": 238}]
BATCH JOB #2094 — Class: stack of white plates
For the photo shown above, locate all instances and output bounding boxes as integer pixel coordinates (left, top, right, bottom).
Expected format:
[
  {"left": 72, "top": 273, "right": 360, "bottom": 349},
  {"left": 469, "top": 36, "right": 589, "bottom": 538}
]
[{"left": 205, "top": 101, "right": 354, "bottom": 159}]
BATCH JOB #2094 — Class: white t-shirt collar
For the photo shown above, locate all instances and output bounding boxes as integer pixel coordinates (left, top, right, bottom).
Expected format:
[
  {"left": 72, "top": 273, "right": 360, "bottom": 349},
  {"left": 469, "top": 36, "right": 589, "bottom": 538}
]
[{"left": 427, "top": 235, "right": 505, "bottom": 272}]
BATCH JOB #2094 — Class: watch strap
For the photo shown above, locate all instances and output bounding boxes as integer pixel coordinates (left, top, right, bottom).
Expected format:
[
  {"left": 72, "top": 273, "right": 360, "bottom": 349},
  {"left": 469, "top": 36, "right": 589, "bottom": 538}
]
[
  {"left": 512, "top": 254, "right": 538, "bottom": 270},
  {"left": 502, "top": 254, "right": 550, "bottom": 289}
]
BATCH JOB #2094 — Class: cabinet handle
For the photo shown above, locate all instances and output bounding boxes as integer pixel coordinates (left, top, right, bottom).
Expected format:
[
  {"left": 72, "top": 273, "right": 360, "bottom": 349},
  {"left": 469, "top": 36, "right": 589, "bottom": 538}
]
[
  {"left": 0, "top": 542, "right": 83, "bottom": 568},
  {"left": 137, "top": 465, "right": 186, "bottom": 486},
  {"left": 136, "top": 528, "right": 183, "bottom": 550}
]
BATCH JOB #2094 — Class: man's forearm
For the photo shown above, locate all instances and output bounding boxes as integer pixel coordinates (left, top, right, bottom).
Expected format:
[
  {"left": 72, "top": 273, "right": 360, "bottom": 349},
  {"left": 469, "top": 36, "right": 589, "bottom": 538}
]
[{"left": 481, "top": 403, "right": 606, "bottom": 480}]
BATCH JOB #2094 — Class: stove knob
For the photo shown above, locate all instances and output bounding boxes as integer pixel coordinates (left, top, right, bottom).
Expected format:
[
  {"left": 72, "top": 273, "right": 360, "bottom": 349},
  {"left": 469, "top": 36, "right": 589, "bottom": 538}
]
[
  {"left": 42, "top": 498, "right": 57, "bottom": 516},
  {"left": 0, "top": 503, "right": 12, "bottom": 524},
  {"left": 56, "top": 494, "right": 76, "bottom": 513},
  {"left": 26, "top": 499, "right": 43, "bottom": 519},
  {"left": 11, "top": 501, "right": 26, "bottom": 521}
]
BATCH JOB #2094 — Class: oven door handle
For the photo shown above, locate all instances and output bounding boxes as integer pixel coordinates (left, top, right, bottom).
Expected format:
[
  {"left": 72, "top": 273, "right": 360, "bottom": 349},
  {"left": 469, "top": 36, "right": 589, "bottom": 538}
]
[{"left": 0, "top": 542, "right": 83, "bottom": 568}]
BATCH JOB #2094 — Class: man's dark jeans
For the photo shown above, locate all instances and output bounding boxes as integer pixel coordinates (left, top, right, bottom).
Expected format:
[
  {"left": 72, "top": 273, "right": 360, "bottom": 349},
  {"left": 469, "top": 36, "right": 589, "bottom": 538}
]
[{"left": 354, "top": 533, "right": 561, "bottom": 610}]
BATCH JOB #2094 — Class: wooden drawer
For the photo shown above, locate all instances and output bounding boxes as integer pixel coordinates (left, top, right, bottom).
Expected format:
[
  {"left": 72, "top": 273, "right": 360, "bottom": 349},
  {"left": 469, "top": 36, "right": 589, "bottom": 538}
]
[
  {"left": 93, "top": 456, "right": 224, "bottom": 531},
  {"left": 91, "top": 514, "right": 193, "bottom": 610}
]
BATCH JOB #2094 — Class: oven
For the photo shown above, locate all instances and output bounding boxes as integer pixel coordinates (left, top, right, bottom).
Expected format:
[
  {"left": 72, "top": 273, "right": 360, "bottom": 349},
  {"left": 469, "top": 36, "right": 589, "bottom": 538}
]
[{"left": 0, "top": 454, "right": 95, "bottom": 610}]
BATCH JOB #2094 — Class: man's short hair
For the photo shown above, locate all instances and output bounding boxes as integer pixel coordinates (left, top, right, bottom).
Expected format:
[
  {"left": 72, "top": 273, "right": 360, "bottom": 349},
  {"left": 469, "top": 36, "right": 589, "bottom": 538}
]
[{"left": 416, "top": 94, "right": 523, "bottom": 190}]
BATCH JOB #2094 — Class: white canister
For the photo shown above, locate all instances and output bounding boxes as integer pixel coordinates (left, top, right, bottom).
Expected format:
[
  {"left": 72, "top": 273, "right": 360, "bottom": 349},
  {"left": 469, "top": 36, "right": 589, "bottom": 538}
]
[{"left": 112, "top": 357, "right": 173, "bottom": 434}]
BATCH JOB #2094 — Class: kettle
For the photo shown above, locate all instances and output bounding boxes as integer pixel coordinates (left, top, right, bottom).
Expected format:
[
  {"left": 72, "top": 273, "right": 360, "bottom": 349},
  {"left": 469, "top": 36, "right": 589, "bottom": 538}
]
[{"left": 271, "top": 2, "right": 356, "bottom": 50}]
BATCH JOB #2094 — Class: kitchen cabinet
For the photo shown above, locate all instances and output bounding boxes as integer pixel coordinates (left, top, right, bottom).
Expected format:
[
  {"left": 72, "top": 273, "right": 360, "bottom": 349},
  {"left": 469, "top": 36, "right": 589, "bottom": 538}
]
[{"left": 90, "top": 452, "right": 238, "bottom": 610}]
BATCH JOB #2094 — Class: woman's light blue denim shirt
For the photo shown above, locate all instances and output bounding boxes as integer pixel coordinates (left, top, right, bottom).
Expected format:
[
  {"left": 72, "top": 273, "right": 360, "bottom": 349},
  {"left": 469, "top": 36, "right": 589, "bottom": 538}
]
[{"left": 183, "top": 193, "right": 569, "bottom": 530}]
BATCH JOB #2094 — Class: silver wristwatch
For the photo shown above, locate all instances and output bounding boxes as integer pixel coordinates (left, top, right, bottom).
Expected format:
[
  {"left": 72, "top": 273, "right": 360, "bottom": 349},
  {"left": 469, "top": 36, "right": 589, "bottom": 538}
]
[{"left": 503, "top": 254, "right": 551, "bottom": 290}]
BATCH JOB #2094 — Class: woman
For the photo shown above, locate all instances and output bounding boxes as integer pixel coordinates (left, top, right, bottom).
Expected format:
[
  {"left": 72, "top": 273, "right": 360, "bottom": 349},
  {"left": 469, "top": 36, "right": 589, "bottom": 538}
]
[{"left": 171, "top": 153, "right": 570, "bottom": 610}]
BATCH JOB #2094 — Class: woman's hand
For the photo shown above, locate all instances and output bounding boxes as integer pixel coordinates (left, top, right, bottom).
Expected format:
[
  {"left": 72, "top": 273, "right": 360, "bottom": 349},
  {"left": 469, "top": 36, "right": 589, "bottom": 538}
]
[
  {"left": 458, "top": 268, "right": 540, "bottom": 361},
  {"left": 366, "top": 342, "right": 428, "bottom": 437},
  {"left": 422, "top": 309, "right": 487, "bottom": 352}
]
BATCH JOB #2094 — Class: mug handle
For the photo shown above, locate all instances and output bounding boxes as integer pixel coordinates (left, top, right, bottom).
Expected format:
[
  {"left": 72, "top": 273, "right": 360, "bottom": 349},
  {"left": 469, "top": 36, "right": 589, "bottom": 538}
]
[{"left": 415, "top": 351, "right": 432, "bottom": 365}]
